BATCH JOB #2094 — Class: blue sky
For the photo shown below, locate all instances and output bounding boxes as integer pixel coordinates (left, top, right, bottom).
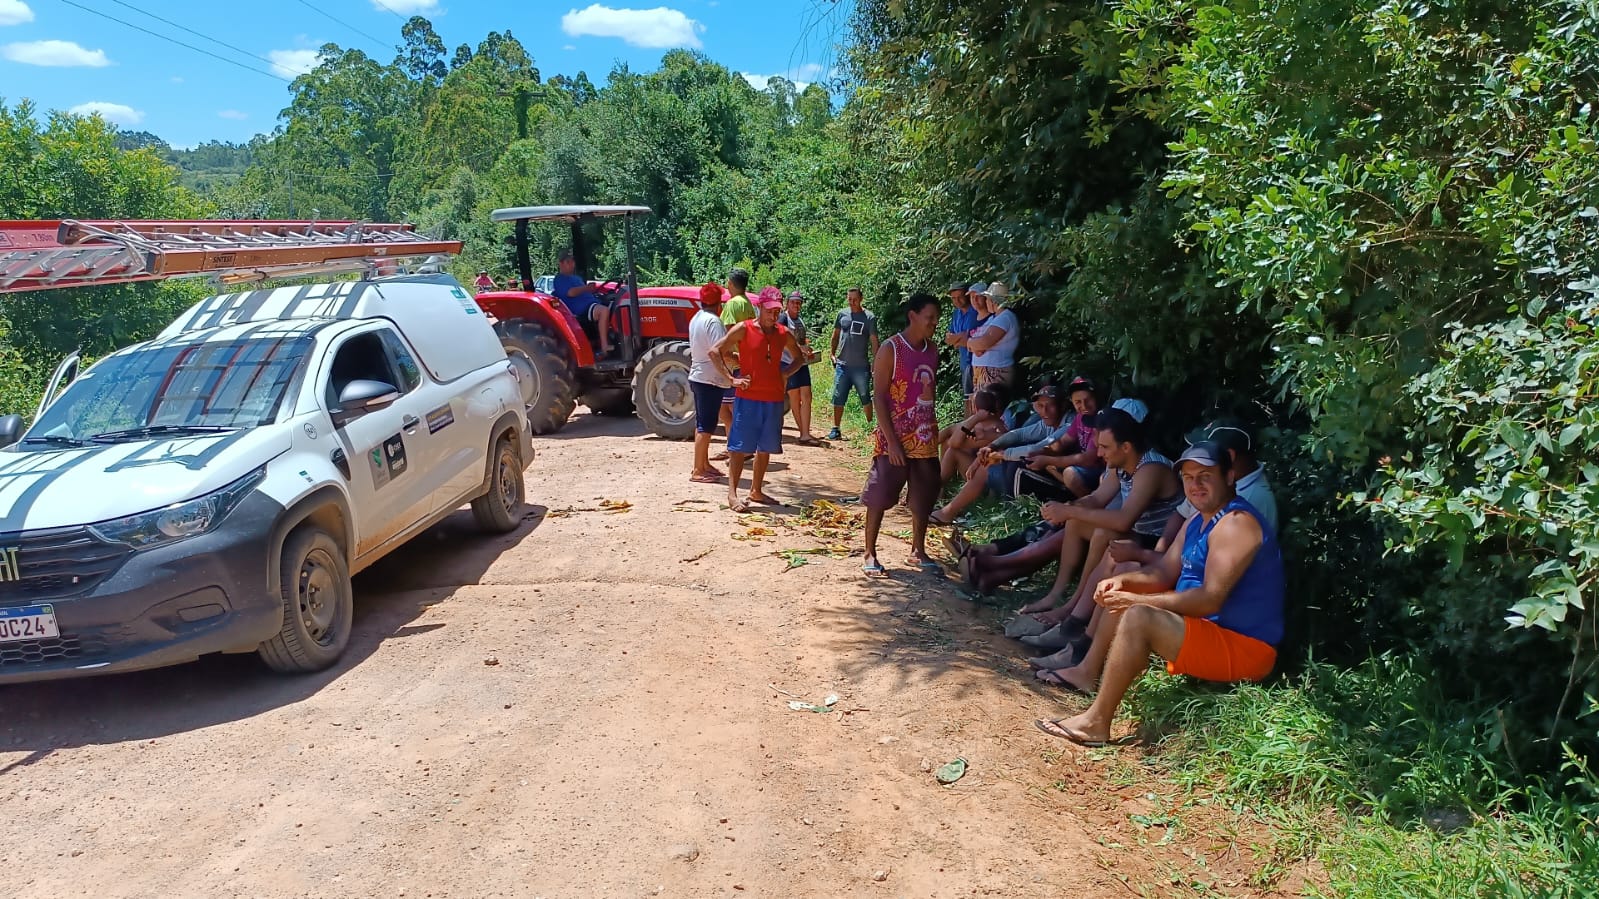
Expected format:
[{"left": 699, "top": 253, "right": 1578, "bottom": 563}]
[{"left": 0, "top": 0, "right": 853, "bottom": 147}]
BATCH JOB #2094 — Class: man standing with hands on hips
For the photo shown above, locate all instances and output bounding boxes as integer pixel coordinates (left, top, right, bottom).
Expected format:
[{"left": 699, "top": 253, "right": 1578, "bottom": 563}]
[
  {"left": 714, "top": 287, "right": 806, "bottom": 512},
  {"left": 828, "top": 287, "right": 879, "bottom": 440}
]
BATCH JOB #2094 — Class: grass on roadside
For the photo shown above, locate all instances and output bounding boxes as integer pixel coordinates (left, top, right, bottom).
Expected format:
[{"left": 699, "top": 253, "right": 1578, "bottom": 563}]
[{"left": 821, "top": 369, "right": 1596, "bottom": 896}]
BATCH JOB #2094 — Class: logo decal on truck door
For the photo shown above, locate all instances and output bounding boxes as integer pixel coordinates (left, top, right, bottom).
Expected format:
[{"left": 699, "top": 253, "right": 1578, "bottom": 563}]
[
  {"left": 425, "top": 403, "right": 454, "bottom": 434},
  {"left": 368, "top": 433, "right": 408, "bottom": 488}
]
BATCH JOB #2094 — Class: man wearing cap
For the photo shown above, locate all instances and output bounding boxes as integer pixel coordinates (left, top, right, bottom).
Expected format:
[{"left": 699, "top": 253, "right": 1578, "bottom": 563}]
[
  {"left": 929, "top": 384, "right": 1068, "bottom": 525},
  {"left": 552, "top": 249, "right": 613, "bottom": 356},
  {"left": 688, "top": 281, "right": 732, "bottom": 483},
  {"left": 1014, "top": 376, "right": 1104, "bottom": 502},
  {"left": 715, "top": 287, "right": 806, "bottom": 512},
  {"left": 1029, "top": 419, "right": 1280, "bottom": 690},
  {"left": 780, "top": 290, "right": 821, "bottom": 445},
  {"left": 967, "top": 281, "right": 1020, "bottom": 393},
  {"left": 473, "top": 270, "right": 496, "bottom": 293},
  {"left": 1034, "top": 439, "right": 1286, "bottom": 747},
  {"left": 828, "top": 287, "right": 880, "bottom": 440},
  {"left": 945, "top": 281, "right": 981, "bottom": 411}
]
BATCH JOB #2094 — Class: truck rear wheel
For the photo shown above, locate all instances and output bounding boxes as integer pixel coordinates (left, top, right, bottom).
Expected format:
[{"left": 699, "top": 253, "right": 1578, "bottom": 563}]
[
  {"left": 258, "top": 527, "right": 352, "bottom": 674},
  {"left": 633, "top": 340, "right": 695, "bottom": 440},
  {"left": 496, "top": 319, "right": 577, "bottom": 434}
]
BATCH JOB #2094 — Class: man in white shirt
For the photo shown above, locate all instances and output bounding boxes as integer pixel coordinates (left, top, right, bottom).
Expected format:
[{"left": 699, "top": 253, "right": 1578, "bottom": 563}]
[{"left": 689, "top": 282, "right": 734, "bottom": 483}]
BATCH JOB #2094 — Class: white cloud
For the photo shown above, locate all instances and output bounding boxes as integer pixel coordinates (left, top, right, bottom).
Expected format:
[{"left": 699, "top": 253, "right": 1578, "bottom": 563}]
[
  {"left": 68, "top": 102, "right": 143, "bottom": 126},
  {"left": 267, "top": 48, "right": 319, "bottom": 78},
  {"left": 563, "top": 44, "right": 576, "bottom": 51},
  {"left": 561, "top": 4, "right": 703, "bottom": 49},
  {"left": 373, "top": 0, "right": 438, "bottom": 12},
  {"left": 741, "top": 63, "right": 826, "bottom": 92},
  {"left": 0, "top": 0, "right": 34, "bottom": 27},
  {"left": 170, "top": 75, "right": 183, "bottom": 83},
  {"left": 218, "top": 109, "right": 248, "bottom": 120},
  {"left": 2, "top": 40, "right": 110, "bottom": 67}
]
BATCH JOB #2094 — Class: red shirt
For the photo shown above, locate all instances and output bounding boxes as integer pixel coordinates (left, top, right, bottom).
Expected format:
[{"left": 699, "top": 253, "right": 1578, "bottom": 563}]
[{"left": 735, "top": 322, "right": 788, "bottom": 403}]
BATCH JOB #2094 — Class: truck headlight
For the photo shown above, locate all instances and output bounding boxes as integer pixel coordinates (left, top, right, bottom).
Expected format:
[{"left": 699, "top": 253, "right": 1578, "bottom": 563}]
[{"left": 89, "top": 468, "right": 266, "bottom": 549}]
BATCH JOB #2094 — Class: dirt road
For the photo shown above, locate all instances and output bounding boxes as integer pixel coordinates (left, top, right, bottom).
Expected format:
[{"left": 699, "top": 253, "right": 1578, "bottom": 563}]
[{"left": 1, "top": 412, "right": 1276, "bottom": 898}]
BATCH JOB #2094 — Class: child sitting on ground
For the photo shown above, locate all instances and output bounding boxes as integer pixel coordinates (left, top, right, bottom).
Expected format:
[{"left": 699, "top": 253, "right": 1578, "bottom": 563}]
[{"left": 939, "top": 389, "right": 1007, "bottom": 484}]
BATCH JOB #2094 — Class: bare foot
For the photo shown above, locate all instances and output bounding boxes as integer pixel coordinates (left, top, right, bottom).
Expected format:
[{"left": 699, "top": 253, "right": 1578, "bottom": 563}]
[
  {"left": 1057, "top": 665, "right": 1097, "bottom": 693},
  {"left": 1016, "top": 594, "right": 1060, "bottom": 615},
  {"left": 747, "top": 492, "right": 782, "bottom": 506},
  {"left": 729, "top": 492, "right": 750, "bottom": 513},
  {"left": 1057, "top": 711, "right": 1110, "bottom": 745},
  {"left": 690, "top": 471, "right": 722, "bottom": 483}
]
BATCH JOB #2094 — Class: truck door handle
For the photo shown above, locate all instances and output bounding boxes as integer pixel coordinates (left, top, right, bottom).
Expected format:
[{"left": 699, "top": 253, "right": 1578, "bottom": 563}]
[{"left": 403, "top": 414, "right": 420, "bottom": 429}]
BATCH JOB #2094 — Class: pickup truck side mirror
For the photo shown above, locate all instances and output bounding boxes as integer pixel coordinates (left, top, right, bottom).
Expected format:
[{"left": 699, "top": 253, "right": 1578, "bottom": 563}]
[
  {"left": 331, "top": 379, "right": 401, "bottom": 426},
  {"left": 0, "top": 414, "right": 23, "bottom": 449}
]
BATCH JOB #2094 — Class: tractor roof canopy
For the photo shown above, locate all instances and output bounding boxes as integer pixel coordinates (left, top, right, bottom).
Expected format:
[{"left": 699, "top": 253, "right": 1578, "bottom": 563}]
[{"left": 490, "top": 205, "right": 652, "bottom": 224}]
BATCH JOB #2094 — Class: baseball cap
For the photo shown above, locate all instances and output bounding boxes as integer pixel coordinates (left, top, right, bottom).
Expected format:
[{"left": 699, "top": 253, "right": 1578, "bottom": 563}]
[
  {"left": 949, "top": 280, "right": 970, "bottom": 292},
  {"left": 755, "top": 285, "right": 784, "bottom": 309},
  {"left": 1066, "top": 376, "right": 1095, "bottom": 396},
  {"left": 1176, "top": 440, "right": 1227, "bottom": 472},
  {"left": 1185, "top": 417, "right": 1253, "bottom": 453},
  {"left": 1110, "top": 397, "right": 1148, "bottom": 423},
  {"left": 1031, "top": 384, "right": 1060, "bottom": 400},
  {"left": 786, "top": 290, "right": 804, "bottom": 301},
  {"left": 698, "top": 281, "right": 723, "bottom": 306},
  {"left": 969, "top": 281, "right": 988, "bottom": 294},
  {"left": 557, "top": 248, "right": 574, "bottom": 261},
  {"left": 986, "top": 281, "right": 1009, "bottom": 300}
]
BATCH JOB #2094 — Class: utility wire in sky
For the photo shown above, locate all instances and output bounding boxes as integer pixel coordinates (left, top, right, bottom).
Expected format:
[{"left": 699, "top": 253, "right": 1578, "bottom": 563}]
[
  {"left": 53, "top": 0, "right": 292, "bottom": 83},
  {"left": 369, "top": 0, "right": 413, "bottom": 22},
  {"left": 292, "top": 0, "right": 392, "bottom": 54},
  {"left": 101, "top": 0, "right": 288, "bottom": 73}
]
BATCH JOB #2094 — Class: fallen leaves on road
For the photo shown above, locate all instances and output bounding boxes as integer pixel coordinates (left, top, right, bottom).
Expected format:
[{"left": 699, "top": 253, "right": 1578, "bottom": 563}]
[{"left": 543, "top": 498, "right": 633, "bottom": 518}]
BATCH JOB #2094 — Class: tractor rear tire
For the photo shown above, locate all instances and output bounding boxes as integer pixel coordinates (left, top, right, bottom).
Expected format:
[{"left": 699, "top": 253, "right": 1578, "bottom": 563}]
[
  {"left": 581, "top": 386, "right": 636, "bottom": 417},
  {"left": 496, "top": 319, "right": 577, "bottom": 435},
  {"left": 633, "top": 340, "right": 696, "bottom": 440}
]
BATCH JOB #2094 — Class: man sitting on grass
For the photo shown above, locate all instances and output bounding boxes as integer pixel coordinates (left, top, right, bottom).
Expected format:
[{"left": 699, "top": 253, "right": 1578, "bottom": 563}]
[
  {"left": 929, "top": 384, "right": 1068, "bottom": 525},
  {"left": 1033, "top": 439, "right": 1285, "bottom": 747}
]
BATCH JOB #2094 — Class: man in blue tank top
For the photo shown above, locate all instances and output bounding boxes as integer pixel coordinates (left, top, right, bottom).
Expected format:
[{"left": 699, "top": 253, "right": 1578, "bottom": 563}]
[{"left": 1034, "top": 439, "right": 1286, "bottom": 747}]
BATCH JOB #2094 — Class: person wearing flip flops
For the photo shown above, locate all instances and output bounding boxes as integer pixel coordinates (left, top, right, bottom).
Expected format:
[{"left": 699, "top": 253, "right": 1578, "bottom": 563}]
[
  {"left": 688, "top": 281, "right": 733, "bottom": 483},
  {"left": 779, "top": 290, "right": 823, "bottom": 445},
  {"left": 860, "top": 292, "right": 943, "bottom": 576},
  {"left": 716, "top": 287, "right": 806, "bottom": 512},
  {"left": 1034, "top": 440, "right": 1285, "bottom": 746}
]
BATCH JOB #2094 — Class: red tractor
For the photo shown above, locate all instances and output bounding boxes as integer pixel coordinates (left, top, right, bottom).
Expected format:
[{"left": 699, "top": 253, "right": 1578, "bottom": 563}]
[{"left": 472, "top": 205, "right": 707, "bottom": 439}]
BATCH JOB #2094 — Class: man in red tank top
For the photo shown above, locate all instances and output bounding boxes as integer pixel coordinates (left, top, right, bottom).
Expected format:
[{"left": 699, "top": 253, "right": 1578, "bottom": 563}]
[
  {"left": 861, "top": 292, "right": 943, "bottom": 576},
  {"left": 714, "top": 287, "right": 805, "bottom": 512}
]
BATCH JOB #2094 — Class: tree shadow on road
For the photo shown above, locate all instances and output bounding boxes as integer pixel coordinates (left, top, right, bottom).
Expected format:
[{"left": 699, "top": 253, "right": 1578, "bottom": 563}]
[{"left": 0, "top": 505, "right": 549, "bottom": 765}]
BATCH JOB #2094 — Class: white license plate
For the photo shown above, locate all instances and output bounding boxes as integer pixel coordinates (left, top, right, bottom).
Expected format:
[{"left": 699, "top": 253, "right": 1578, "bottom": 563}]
[{"left": 0, "top": 604, "right": 59, "bottom": 642}]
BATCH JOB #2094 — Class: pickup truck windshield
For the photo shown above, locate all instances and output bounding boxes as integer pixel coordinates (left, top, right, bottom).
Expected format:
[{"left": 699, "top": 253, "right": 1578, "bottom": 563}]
[{"left": 28, "top": 335, "right": 315, "bottom": 443}]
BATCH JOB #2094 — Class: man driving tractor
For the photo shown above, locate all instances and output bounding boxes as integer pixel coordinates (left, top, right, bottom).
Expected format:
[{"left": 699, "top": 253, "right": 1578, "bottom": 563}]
[{"left": 551, "top": 248, "right": 613, "bottom": 357}]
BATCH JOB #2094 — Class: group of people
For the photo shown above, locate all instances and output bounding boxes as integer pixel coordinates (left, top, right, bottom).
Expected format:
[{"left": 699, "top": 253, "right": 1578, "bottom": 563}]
[
  {"left": 861, "top": 280, "right": 1289, "bottom": 748},
  {"left": 677, "top": 273, "right": 1288, "bottom": 748},
  {"left": 683, "top": 269, "right": 885, "bottom": 511}
]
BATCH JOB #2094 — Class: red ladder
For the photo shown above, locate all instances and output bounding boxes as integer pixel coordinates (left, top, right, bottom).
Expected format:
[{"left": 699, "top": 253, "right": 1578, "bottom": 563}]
[{"left": 0, "top": 220, "right": 463, "bottom": 294}]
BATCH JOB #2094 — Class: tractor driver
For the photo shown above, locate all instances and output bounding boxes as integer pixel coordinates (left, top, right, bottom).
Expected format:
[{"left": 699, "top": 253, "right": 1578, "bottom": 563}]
[{"left": 553, "top": 248, "right": 613, "bottom": 357}]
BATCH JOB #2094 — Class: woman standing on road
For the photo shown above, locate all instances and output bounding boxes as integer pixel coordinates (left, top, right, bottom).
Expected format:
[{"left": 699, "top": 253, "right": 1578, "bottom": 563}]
[
  {"left": 780, "top": 290, "right": 821, "bottom": 445},
  {"left": 969, "top": 281, "right": 1020, "bottom": 393}
]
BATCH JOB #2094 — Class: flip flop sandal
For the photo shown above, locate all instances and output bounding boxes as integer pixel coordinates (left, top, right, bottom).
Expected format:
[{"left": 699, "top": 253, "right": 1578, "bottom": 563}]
[
  {"left": 749, "top": 495, "right": 785, "bottom": 506},
  {"left": 1035, "top": 669, "right": 1090, "bottom": 694},
  {"left": 690, "top": 473, "right": 723, "bottom": 483},
  {"left": 862, "top": 560, "right": 888, "bottom": 577},
  {"left": 913, "top": 559, "right": 943, "bottom": 574},
  {"left": 928, "top": 511, "right": 955, "bottom": 526},
  {"left": 1034, "top": 718, "right": 1106, "bottom": 747}
]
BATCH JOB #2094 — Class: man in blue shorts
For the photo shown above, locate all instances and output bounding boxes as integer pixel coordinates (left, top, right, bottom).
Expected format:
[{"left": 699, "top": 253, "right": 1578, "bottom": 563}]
[
  {"left": 828, "top": 287, "right": 880, "bottom": 440},
  {"left": 552, "top": 248, "right": 612, "bottom": 357},
  {"left": 688, "top": 281, "right": 731, "bottom": 482}
]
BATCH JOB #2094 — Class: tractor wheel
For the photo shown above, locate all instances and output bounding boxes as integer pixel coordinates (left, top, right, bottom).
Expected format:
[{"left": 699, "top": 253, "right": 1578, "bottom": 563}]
[
  {"left": 580, "top": 386, "right": 636, "bottom": 417},
  {"left": 633, "top": 340, "right": 696, "bottom": 440},
  {"left": 496, "top": 319, "right": 577, "bottom": 435}
]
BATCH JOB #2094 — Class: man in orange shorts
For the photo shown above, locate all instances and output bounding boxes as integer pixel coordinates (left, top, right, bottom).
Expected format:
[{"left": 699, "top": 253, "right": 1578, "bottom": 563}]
[{"left": 1033, "top": 439, "right": 1285, "bottom": 746}]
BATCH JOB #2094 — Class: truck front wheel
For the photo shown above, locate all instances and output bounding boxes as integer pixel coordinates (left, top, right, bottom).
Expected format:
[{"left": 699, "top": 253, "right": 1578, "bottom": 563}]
[
  {"left": 497, "top": 319, "right": 577, "bottom": 435},
  {"left": 258, "top": 527, "right": 353, "bottom": 674}
]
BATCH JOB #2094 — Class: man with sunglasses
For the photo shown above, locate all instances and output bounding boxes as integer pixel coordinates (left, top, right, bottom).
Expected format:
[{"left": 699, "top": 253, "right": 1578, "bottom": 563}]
[{"left": 714, "top": 287, "right": 806, "bottom": 512}]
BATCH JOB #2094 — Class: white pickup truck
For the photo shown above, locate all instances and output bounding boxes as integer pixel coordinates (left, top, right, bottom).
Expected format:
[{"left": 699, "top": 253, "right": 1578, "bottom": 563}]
[{"left": 0, "top": 274, "right": 532, "bottom": 683}]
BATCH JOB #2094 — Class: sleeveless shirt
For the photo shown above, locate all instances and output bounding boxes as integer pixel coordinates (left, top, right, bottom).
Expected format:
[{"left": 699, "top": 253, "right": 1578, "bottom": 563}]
[{"left": 873, "top": 333, "right": 939, "bottom": 460}]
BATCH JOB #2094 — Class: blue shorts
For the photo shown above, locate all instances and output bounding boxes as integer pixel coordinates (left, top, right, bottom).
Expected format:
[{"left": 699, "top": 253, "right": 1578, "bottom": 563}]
[
  {"left": 728, "top": 398, "right": 784, "bottom": 455},
  {"left": 786, "top": 364, "right": 812, "bottom": 391},
  {"left": 690, "top": 380, "right": 728, "bottom": 434},
  {"left": 831, "top": 364, "right": 871, "bottom": 407},
  {"left": 985, "top": 459, "right": 1023, "bottom": 498}
]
